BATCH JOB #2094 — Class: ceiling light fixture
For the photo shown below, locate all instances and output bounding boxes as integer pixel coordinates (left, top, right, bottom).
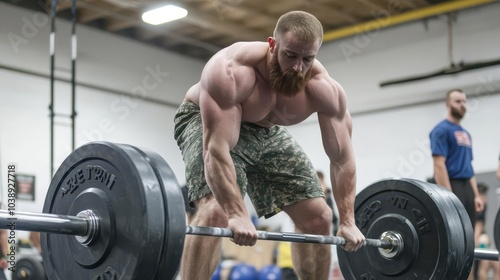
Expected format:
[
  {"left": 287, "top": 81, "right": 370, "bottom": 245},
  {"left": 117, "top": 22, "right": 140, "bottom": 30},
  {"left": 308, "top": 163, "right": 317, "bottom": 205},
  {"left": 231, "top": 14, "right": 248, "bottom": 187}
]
[{"left": 142, "top": 5, "right": 188, "bottom": 25}]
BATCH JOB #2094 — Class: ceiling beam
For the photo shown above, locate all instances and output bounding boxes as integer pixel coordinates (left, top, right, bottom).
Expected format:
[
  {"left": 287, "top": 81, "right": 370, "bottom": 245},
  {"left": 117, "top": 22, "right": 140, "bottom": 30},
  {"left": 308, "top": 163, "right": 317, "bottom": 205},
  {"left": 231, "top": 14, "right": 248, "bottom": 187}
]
[
  {"left": 79, "top": 8, "right": 106, "bottom": 23},
  {"left": 106, "top": 18, "right": 140, "bottom": 31},
  {"left": 56, "top": 0, "right": 267, "bottom": 42},
  {"left": 136, "top": 26, "right": 222, "bottom": 53},
  {"left": 266, "top": 0, "right": 304, "bottom": 14},
  {"left": 308, "top": 2, "right": 361, "bottom": 25},
  {"left": 177, "top": 3, "right": 265, "bottom": 41},
  {"left": 56, "top": 0, "right": 73, "bottom": 11}
]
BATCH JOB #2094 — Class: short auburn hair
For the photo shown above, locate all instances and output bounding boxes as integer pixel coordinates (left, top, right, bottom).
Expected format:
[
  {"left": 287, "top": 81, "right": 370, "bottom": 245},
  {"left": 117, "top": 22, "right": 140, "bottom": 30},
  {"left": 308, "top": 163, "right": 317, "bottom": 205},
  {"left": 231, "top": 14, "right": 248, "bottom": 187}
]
[{"left": 273, "top": 11, "right": 323, "bottom": 44}]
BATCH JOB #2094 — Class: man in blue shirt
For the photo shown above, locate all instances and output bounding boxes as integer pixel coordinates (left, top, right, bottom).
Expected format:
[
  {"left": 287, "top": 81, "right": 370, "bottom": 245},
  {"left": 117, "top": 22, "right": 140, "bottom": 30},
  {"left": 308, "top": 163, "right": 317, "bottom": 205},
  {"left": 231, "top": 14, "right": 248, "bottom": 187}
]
[{"left": 430, "top": 89, "right": 484, "bottom": 232}]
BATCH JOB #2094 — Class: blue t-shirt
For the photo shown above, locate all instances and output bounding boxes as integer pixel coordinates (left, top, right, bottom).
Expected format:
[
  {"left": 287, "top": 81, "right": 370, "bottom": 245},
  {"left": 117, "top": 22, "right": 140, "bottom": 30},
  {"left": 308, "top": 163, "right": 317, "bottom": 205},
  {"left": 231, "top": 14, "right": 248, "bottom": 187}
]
[{"left": 429, "top": 120, "right": 474, "bottom": 179}]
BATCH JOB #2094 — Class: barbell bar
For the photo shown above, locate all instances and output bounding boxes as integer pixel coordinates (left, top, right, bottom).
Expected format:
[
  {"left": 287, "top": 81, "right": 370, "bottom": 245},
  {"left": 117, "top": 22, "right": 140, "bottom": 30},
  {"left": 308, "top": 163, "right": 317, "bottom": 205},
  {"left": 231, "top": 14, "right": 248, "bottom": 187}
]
[
  {"left": 0, "top": 210, "right": 393, "bottom": 248},
  {"left": 2, "top": 210, "right": 498, "bottom": 260},
  {"left": 0, "top": 142, "right": 497, "bottom": 279},
  {"left": 475, "top": 248, "right": 500, "bottom": 261},
  {"left": 185, "top": 225, "right": 394, "bottom": 249}
]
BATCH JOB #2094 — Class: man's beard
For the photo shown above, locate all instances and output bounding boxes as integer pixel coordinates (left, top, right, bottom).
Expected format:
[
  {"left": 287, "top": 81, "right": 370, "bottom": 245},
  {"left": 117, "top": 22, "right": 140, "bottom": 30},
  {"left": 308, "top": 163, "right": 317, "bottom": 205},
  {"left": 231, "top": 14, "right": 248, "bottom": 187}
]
[
  {"left": 268, "top": 50, "right": 312, "bottom": 97},
  {"left": 451, "top": 106, "right": 466, "bottom": 119}
]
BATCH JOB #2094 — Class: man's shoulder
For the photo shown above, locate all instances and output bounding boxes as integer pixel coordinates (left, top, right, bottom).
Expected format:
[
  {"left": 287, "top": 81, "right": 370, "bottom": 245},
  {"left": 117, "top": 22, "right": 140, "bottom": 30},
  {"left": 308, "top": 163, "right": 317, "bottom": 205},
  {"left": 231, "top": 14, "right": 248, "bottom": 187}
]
[
  {"left": 201, "top": 42, "right": 266, "bottom": 102},
  {"left": 432, "top": 119, "right": 453, "bottom": 129},
  {"left": 309, "top": 60, "right": 341, "bottom": 87},
  {"left": 228, "top": 41, "right": 268, "bottom": 66},
  {"left": 430, "top": 120, "right": 456, "bottom": 138},
  {"left": 431, "top": 119, "right": 445, "bottom": 129},
  {"left": 306, "top": 66, "right": 344, "bottom": 102}
]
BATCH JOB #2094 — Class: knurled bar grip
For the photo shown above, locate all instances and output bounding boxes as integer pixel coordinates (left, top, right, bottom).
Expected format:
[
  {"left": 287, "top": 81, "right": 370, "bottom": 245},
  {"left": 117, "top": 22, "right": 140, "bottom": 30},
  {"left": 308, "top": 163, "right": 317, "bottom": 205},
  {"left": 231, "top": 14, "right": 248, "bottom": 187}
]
[
  {"left": 0, "top": 210, "right": 88, "bottom": 236},
  {"left": 186, "top": 225, "right": 393, "bottom": 250}
]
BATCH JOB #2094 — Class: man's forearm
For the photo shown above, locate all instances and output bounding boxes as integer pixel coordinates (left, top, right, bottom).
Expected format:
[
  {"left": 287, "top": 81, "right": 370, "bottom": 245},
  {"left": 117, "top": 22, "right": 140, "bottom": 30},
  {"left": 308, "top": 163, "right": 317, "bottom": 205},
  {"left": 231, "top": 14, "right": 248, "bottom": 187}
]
[
  {"left": 204, "top": 151, "right": 248, "bottom": 218},
  {"left": 330, "top": 161, "right": 356, "bottom": 226},
  {"left": 434, "top": 164, "right": 451, "bottom": 191},
  {"left": 469, "top": 176, "right": 480, "bottom": 198}
]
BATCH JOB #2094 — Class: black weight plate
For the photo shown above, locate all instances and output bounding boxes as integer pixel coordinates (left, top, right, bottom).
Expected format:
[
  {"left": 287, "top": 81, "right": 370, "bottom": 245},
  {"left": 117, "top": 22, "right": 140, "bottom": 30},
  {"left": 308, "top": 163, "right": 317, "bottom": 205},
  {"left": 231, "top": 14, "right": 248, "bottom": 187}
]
[
  {"left": 132, "top": 147, "right": 187, "bottom": 280},
  {"left": 41, "top": 142, "right": 166, "bottom": 279},
  {"left": 495, "top": 208, "right": 500, "bottom": 250},
  {"left": 12, "top": 255, "right": 47, "bottom": 280},
  {"left": 337, "top": 178, "right": 470, "bottom": 280},
  {"left": 426, "top": 180, "right": 474, "bottom": 279}
]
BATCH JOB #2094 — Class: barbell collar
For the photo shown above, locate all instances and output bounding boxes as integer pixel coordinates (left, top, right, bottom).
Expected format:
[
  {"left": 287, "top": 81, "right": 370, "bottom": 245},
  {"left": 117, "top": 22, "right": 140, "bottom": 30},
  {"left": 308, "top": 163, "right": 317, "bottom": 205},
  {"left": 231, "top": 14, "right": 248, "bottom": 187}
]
[
  {"left": 378, "top": 231, "right": 404, "bottom": 259},
  {"left": 75, "top": 210, "right": 100, "bottom": 246},
  {"left": 185, "top": 225, "right": 394, "bottom": 250}
]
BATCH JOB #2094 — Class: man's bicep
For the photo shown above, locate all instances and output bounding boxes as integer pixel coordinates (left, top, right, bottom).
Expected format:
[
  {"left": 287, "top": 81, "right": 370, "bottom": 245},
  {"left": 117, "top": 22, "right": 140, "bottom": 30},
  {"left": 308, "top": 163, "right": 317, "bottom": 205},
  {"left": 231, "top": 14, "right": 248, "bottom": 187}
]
[
  {"left": 199, "top": 91, "right": 242, "bottom": 151},
  {"left": 432, "top": 155, "right": 446, "bottom": 166},
  {"left": 198, "top": 57, "right": 246, "bottom": 150}
]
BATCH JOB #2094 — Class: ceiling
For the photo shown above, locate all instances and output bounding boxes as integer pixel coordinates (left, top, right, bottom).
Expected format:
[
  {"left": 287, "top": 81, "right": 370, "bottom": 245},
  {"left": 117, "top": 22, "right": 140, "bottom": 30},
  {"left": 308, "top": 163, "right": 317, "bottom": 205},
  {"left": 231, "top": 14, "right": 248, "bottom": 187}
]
[{"left": 1, "top": 0, "right": 493, "bottom": 61}]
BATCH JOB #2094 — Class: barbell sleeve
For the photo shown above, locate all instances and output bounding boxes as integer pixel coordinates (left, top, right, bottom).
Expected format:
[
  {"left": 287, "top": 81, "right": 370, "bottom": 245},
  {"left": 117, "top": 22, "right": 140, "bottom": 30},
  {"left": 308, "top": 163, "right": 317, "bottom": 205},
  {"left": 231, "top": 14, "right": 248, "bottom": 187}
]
[
  {"left": 0, "top": 210, "right": 89, "bottom": 236},
  {"left": 474, "top": 248, "right": 499, "bottom": 261},
  {"left": 186, "top": 225, "right": 394, "bottom": 250}
]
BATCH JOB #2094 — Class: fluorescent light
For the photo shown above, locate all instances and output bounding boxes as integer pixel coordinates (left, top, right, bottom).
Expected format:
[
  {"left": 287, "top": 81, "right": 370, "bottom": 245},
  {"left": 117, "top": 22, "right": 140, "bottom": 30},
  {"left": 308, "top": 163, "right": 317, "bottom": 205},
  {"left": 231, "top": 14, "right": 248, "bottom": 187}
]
[{"left": 142, "top": 5, "right": 188, "bottom": 25}]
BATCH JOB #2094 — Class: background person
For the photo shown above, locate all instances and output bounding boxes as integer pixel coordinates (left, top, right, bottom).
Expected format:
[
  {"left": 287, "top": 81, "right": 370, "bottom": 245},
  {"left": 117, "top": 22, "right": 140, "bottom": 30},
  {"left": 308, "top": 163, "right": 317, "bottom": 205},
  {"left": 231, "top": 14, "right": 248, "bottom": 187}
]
[
  {"left": 429, "top": 89, "right": 484, "bottom": 280},
  {"left": 429, "top": 89, "right": 484, "bottom": 230}
]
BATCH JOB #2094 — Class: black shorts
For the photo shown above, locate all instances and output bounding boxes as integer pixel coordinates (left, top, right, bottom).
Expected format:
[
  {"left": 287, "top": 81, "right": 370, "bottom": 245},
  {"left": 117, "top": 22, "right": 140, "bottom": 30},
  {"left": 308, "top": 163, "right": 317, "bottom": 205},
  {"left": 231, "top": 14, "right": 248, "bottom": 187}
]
[{"left": 450, "top": 178, "right": 476, "bottom": 229}]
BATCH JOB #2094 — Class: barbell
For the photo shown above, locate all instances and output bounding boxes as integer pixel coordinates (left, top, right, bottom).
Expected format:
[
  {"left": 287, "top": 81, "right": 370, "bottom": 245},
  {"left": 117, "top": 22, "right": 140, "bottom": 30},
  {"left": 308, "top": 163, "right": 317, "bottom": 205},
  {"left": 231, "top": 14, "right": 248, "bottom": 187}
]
[{"left": 1, "top": 142, "right": 498, "bottom": 279}]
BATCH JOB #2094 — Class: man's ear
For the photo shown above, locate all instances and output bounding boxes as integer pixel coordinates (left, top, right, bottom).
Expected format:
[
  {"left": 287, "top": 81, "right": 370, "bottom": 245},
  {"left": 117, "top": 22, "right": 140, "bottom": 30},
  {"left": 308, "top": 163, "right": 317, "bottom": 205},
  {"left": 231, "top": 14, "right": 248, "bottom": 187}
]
[{"left": 268, "top": 37, "right": 276, "bottom": 53}]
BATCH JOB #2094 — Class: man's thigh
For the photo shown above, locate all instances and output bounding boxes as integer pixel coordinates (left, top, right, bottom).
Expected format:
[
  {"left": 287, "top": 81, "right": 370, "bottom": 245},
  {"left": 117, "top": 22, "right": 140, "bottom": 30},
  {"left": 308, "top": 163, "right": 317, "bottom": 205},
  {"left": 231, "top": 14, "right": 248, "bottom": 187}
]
[{"left": 247, "top": 127, "right": 323, "bottom": 218}]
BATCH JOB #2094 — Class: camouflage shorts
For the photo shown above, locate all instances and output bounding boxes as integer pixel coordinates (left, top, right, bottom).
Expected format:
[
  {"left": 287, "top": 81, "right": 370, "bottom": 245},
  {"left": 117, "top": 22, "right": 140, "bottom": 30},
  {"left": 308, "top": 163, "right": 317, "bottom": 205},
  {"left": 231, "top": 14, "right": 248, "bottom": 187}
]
[{"left": 174, "top": 102, "right": 323, "bottom": 218}]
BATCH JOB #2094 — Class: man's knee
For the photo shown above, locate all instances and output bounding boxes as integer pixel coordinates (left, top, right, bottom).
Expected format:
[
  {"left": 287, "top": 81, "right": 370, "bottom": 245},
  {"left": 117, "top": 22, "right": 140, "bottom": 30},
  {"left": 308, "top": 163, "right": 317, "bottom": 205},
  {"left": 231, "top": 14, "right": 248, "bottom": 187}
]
[
  {"left": 193, "top": 195, "right": 228, "bottom": 227},
  {"left": 295, "top": 206, "right": 332, "bottom": 234}
]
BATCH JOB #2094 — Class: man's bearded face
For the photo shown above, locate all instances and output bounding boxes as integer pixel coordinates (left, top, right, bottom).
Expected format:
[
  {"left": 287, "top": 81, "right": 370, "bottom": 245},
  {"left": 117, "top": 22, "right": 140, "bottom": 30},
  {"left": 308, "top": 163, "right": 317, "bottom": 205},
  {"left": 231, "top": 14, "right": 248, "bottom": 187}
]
[{"left": 268, "top": 45, "right": 312, "bottom": 97}]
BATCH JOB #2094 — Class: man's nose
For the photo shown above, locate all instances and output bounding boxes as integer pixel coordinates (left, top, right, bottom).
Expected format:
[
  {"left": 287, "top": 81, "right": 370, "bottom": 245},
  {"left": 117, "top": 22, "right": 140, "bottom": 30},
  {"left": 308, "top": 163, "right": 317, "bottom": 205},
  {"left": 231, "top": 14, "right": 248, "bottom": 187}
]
[{"left": 293, "top": 61, "right": 303, "bottom": 72}]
